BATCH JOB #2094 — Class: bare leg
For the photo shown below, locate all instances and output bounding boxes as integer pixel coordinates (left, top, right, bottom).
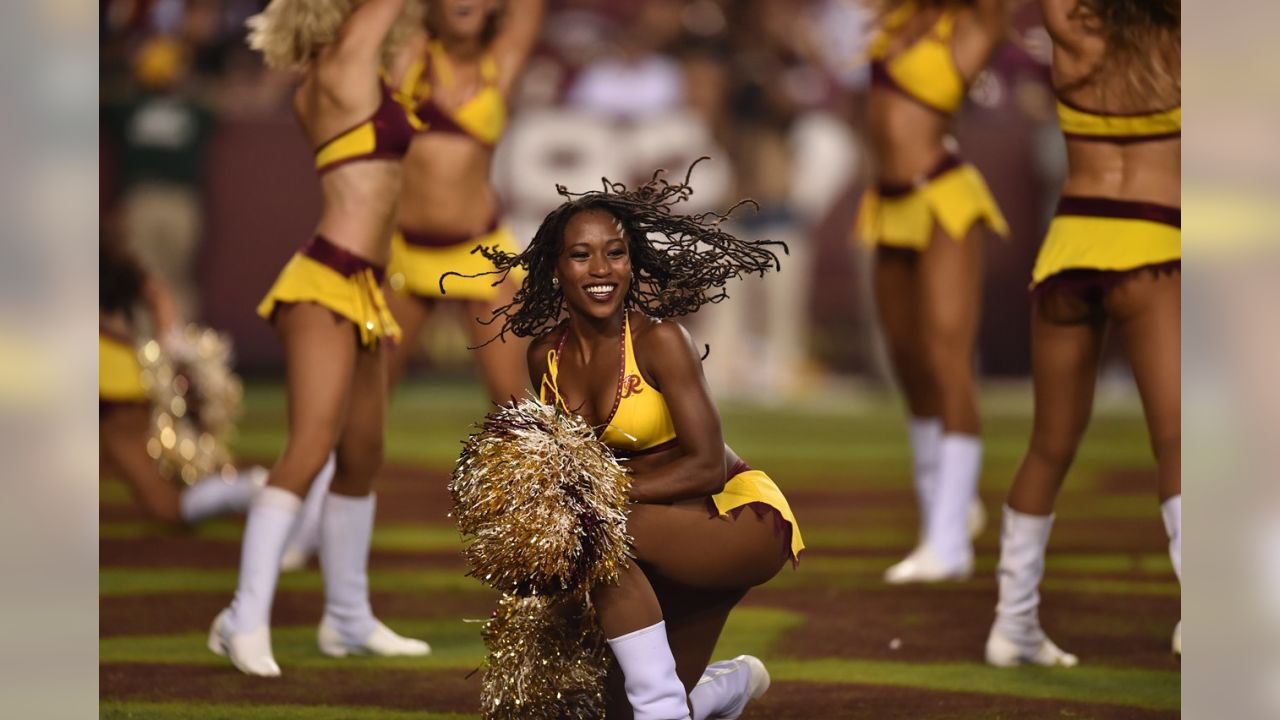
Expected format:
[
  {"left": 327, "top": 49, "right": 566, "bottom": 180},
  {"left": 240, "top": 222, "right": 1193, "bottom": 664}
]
[
  {"left": 466, "top": 278, "right": 530, "bottom": 405},
  {"left": 268, "top": 303, "right": 359, "bottom": 496},
  {"left": 1006, "top": 291, "right": 1107, "bottom": 515},
  {"left": 332, "top": 344, "right": 387, "bottom": 498},
  {"left": 873, "top": 248, "right": 938, "bottom": 418},
  {"left": 917, "top": 226, "right": 984, "bottom": 436},
  {"left": 1108, "top": 270, "right": 1181, "bottom": 501},
  {"left": 384, "top": 290, "right": 432, "bottom": 392},
  {"left": 100, "top": 405, "right": 182, "bottom": 523}
]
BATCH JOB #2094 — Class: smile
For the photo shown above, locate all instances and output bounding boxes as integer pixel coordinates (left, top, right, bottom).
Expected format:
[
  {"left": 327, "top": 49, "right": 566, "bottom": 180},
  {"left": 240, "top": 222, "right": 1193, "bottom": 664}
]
[{"left": 583, "top": 283, "right": 618, "bottom": 302}]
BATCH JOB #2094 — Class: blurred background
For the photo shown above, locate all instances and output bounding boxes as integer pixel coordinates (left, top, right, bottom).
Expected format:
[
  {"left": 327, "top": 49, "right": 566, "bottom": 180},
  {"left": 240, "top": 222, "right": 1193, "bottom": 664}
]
[{"left": 99, "top": 0, "right": 1092, "bottom": 402}]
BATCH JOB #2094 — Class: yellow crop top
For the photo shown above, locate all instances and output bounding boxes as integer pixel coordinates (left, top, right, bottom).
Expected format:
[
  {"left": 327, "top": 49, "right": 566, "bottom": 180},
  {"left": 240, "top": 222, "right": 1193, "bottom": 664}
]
[
  {"left": 868, "top": 3, "right": 966, "bottom": 114},
  {"left": 1056, "top": 97, "right": 1181, "bottom": 143},
  {"left": 397, "top": 41, "right": 507, "bottom": 147},
  {"left": 541, "top": 313, "right": 679, "bottom": 456},
  {"left": 313, "top": 81, "right": 422, "bottom": 174}
]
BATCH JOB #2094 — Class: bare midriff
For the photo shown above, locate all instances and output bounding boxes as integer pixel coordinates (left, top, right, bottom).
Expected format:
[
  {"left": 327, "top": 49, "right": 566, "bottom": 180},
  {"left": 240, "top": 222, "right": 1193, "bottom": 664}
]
[
  {"left": 398, "top": 134, "right": 500, "bottom": 236},
  {"left": 867, "top": 88, "right": 955, "bottom": 187},
  {"left": 313, "top": 162, "right": 404, "bottom": 266},
  {"left": 622, "top": 443, "right": 746, "bottom": 494}
]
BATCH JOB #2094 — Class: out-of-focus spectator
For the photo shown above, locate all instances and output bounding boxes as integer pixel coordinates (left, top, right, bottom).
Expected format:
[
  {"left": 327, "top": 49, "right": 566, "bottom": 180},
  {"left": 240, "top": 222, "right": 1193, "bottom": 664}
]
[
  {"left": 566, "top": 1, "right": 688, "bottom": 118},
  {"left": 101, "top": 35, "right": 216, "bottom": 323}
]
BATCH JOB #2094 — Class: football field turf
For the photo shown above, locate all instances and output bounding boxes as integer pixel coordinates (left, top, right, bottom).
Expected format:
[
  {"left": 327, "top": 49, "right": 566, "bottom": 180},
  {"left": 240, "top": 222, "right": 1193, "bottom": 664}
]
[{"left": 100, "top": 380, "right": 1179, "bottom": 718}]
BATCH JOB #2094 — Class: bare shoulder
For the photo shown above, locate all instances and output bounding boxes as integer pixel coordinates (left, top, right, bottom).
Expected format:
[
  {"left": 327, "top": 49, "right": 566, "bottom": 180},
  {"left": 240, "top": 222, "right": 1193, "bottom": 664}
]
[
  {"left": 631, "top": 314, "right": 699, "bottom": 367},
  {"left": 527, "top": 322, "right": 565, "bottom": 364}
]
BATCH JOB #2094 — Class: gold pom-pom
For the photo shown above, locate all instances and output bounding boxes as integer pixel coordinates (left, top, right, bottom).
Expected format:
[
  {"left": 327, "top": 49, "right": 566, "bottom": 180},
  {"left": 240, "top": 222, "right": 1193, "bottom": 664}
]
[
  {"left": 480, "top": 593, "right": 608, "bottom": 720},
  {"left": 449, "top": 399, "right": 633, "bottom": 597},
  {"left": 137, "top": 324, "right": 243, "bottom": 485}
]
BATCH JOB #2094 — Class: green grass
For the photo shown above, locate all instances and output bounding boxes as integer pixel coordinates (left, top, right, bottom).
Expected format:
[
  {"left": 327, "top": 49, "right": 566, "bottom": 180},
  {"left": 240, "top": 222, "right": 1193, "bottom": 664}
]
[
  {"left": 100, "top": 702, "right": 478, "bottom": 719},
  {"left": 103, "top": 379, "right": 1177, "bottom": 717},
  {"left": 768, "top": 658, "right": 1180, "bottom": 711}
]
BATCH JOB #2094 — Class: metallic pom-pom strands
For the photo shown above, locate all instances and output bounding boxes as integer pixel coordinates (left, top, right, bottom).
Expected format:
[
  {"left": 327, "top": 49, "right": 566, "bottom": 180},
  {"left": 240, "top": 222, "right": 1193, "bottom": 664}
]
[
  {"left": 450, "top": 399, "right": 633, "bottom": 719},
  {"left": 479, "top": 594, "right": 609, "bottom": 720},
  {"left": 137, "top": 324, "right": 243, "bottom": 486},
  {"left": 449, "top": 399, "right": 633, "bottom": 597}
]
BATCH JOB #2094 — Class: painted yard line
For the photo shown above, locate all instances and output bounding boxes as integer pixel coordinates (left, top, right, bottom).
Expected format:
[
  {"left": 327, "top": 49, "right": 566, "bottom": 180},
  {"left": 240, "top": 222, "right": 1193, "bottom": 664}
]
[
  {"left": 99, "top": 522, "right": 466, "bottom": 552},
  {"left": 100, "top": 702, "right": 478, "bottom": 720},
  {"left": 100, "top": 607, "right": 798, "bottom": 670},
  {"left": 101, "top": 619, "right": 488, "bottom": 669},
  {"left": 767, "top": 657, "right": 1180, "bottom": 711},
  {"left": 99, "top": 568, "right": 492, "bottom": 596}
]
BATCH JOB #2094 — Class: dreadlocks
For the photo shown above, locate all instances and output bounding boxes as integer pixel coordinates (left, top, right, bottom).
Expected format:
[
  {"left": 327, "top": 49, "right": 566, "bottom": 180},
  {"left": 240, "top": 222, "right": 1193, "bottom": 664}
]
[{"left": 445, "top": 158, "right": 787, "bottom": 342}]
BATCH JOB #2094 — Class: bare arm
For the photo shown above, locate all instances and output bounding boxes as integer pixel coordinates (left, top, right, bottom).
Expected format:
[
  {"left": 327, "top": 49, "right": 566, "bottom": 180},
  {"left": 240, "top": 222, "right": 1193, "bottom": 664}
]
[
  {"left": 627, "top": 321, "right": 727, "bottom": 504},
  {"left": 140, "top": 275, "right": 181, "bottom": 345},
  {"left": 526, "top": 330, "right": 557, "bottom": 396},
  {"left": 1038, "top": 0, "right": 1084, "bottom": 52},
  {"left": 490, "top": 0, "right": 545, "bottom": 95}
]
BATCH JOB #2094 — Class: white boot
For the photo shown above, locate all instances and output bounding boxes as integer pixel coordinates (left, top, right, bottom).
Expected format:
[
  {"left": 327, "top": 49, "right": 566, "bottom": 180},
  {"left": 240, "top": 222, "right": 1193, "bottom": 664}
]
[
  {"left": 280, "top": 454, "right": 335, "bottom": 572},
  {"left": 985, "top": 505, "right": 1077, "bottom": 668},
  {"left": 1162, "top": 495, "right": 1181, "bottom": 654},
  {"left": 209, "top": 486, "right": 300, "bottom": 676},
  {"left": 886, "top": 434, "right": 979, "bottom": 583},
  {"left": 689, "top": 655, "right": 770, "bottom": 720},
  {"left": 908, "top": 416, "right": 943, "bottom": 537},
  {"left": 180, "top": 466, "right": 266, "bottom": 523},
  {"left": 607, "top": 621, "right": 692, "bottom": 720},
  {"left": 316, "top": 493, "right": 429, "bottom": 657}
]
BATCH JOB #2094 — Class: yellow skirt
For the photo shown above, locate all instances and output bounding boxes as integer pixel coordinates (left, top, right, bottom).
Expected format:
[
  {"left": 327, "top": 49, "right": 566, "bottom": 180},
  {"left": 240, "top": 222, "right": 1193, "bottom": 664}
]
[
  {"left": 857, "top": 162, "right": 1010, "bottom": 250},
  {"left": 99, "top": 333, "right": 147, "bottom": 403},
  {"left": 388, "top": 224, "right": 524, "bottom": 301},
  {"left": 257, "top": 236, "right": 402, "bottom": 349},
  {"left": 710, "top": 468, "right": 805, "bottom": 563},
  {"left": 1032, "top": 197, "right": 1182, "bottom": 286}
]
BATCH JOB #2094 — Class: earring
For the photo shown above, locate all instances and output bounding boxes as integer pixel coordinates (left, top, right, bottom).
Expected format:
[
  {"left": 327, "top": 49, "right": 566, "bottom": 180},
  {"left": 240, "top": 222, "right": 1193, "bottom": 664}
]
[{"left": 552, "top": 277, "right": 560, "bottom": 288}]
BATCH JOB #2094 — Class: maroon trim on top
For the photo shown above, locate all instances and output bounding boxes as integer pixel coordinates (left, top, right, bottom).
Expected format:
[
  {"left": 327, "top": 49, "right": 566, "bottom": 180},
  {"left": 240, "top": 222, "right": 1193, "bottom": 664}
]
[
  {"left": 399, "top": 215, "right": 501, "bottom": 249},
  {"left": 877, "top": 152, "right": 963, "bottom": 198},
  {"left": 301, "top": 235, "right": 387, "bottom": 283},
  {"left": 869, "top": 60, "right": 953, "bottom": 119},
  {"left": 314, "top": 84, "right": 416, "bottom": 174},
  {"left": 1055, "top": 196, "right": 1181, "bottom": 228},
  {"left": 415, "top": 98, "right": 497, "bottom": 148},
  {"left": 601, "top": 312, "right": 629, "bottom": 435}
]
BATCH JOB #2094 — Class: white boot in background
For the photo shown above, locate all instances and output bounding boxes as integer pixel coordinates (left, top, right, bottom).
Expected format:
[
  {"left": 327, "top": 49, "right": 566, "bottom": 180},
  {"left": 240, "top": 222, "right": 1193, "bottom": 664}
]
[
  {"left": 986, "top": 505, "right": 1078, "bottom": 668},
  {"left": 180, "top": 466, "right": 266, "bottom": 523},
  {"left": 316, "top": 493, "right": 429, "bottom": 657},
  {"left": 280, "top": 454, "right": 335, "bottom": 571},
  {"left": 886, "top": 434, "right": 980, "bottom": 584},
  {"left": 607, "top": 621, "right": 692, "bottom": 720},
  {"left": 208, "top": 485, "right": 300, "bottom": 676},
  {"left": 689, "top": 655, "right": 770, "bottom": 720},
  {"left": 1161, "top": 495, "right": 1181, "bottom": 655}
]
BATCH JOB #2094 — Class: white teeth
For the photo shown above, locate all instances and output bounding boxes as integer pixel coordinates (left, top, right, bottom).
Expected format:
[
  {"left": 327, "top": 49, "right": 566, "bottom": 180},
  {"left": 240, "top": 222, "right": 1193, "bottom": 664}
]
[{"left": 585, "top": 284, "right": 616, "bottom": 294}]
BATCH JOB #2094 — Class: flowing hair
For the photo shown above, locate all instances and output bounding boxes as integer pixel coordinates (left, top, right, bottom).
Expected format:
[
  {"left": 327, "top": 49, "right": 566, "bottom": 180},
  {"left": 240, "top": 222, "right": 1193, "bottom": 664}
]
[
  {"left": 448, "top": 159, "right": 788, "bottom": 343},
  {"left": 247, "top": 0, "right": 425, "bottom": 70},
  {"left": 1074, "top": 0, "right": 1180, "bottom": 100}
]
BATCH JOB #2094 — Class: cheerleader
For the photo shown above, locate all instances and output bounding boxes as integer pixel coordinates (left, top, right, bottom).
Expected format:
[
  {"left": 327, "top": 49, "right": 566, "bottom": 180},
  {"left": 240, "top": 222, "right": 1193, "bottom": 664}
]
[
  {"left": 100, "top": 237, "right": 266, "bottom": 525},
  {"left": 857, "top": 0, "right": 1010, "bottom": 583},
  {"left": 207, "top": 0, "right": 430, "bottom": 676},
  {"left": 382, "top": 0, "right": 544, "bottom": 401},
  {"left": 986, "top": 0, "right": 1180, "bottom": 666},
  {"left": 473, "top": 168, "right": 804, "bottom": 719}
]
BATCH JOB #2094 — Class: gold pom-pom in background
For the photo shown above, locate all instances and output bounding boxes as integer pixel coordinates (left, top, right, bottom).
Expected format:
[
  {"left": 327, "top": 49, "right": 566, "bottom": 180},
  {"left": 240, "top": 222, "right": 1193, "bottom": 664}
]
[
  {"left": 449, "top": 398, "right": 632, "bottom": 597},
  {"left": 137, "top": 324, "right": 243, "bottom": 486}
]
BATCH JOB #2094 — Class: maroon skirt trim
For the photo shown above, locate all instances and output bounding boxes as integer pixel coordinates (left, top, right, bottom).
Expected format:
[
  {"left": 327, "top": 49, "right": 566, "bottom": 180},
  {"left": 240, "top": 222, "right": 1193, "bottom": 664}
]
[
  {"left": 399, "top": 217, "right": 501, "bottom": 249},
  {"left": 876, "top": 153, "right": 963, "bottom": 198},
  {"left": 99, "top": 398, "right": 148, "bottom": 418},
  {"left": 1055, "top": 196, "right": 1181, "bottom": 228},
  {"left": 703, "top": 458, "right": 797, "bottom": 567},
  {"left": 1062, "top": 130, "right": 1181, "bottom": 145},
  {"left": 301, "top": 235, "right": 387, "bottom": 284},
  {"left": 1032, "top": 260, "right": 1181, "bottom": 300}
]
